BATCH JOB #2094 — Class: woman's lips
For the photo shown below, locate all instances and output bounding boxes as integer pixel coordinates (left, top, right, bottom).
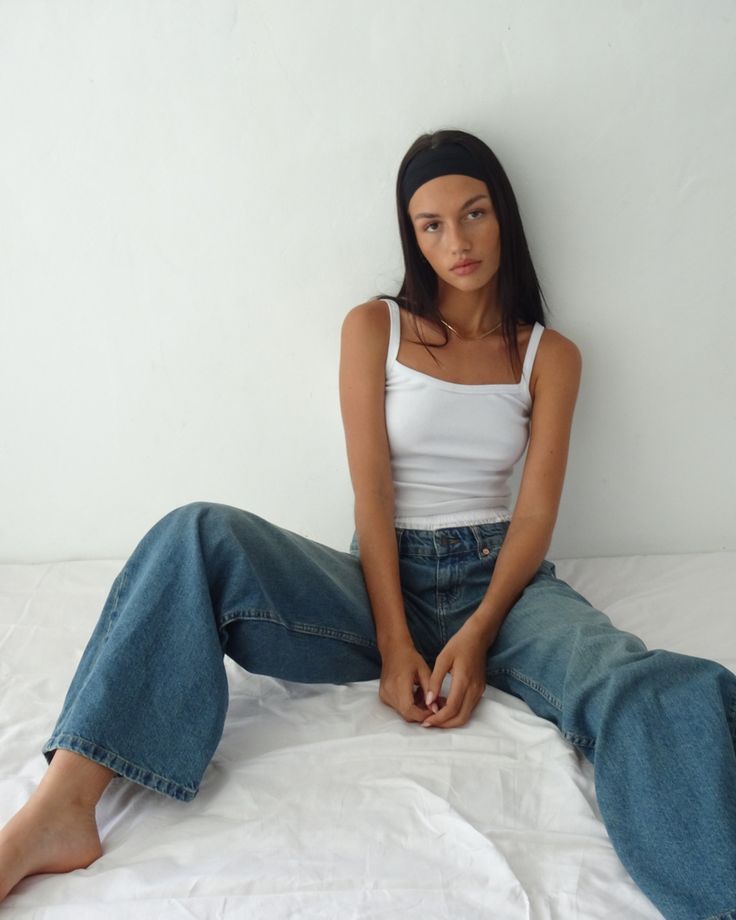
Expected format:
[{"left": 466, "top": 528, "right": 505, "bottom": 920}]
[{"left": 451, "top": 261, "right": 480, "bottom": 275}]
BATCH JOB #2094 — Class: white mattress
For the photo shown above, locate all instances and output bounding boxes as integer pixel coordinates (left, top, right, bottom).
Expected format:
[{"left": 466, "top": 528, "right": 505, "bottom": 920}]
[{"left": 1, "top": 551, "right": 734, "bottom": 919}]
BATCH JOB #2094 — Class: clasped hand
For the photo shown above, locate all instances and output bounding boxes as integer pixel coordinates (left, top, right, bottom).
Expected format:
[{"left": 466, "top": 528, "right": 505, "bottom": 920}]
[{"left": 379, "top": 617, "right": 496, "bottom": 729}]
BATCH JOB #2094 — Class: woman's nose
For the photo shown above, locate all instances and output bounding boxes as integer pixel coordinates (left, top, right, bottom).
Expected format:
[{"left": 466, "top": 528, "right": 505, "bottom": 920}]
[{"left": 447, "top": 223, "right": 469, "bottom": 252}]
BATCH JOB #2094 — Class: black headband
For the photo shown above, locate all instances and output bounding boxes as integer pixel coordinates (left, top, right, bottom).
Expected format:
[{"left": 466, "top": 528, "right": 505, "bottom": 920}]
[{"left": 400, "top": 142, "right": 486, "bottom": 210}]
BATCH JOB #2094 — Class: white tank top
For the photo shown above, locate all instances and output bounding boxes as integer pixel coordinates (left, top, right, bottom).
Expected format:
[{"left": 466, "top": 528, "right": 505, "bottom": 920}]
[{"left": 383, "top": 298, "right": 545, "bottom": 530}]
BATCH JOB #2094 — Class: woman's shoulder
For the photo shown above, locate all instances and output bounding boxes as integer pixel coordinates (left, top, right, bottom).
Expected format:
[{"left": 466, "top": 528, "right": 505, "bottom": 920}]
[
  {"left": 531, "top": 325, "right": 582, "bottom": 399},
  {"left": 340, "top": 299, "right": 391, "bottom": 366},
  {"left": 343, "top": 298, "right": 390, "bottom": 321},
  {"left": 536, "top": 325, "right": 582, "bottom": 364}
]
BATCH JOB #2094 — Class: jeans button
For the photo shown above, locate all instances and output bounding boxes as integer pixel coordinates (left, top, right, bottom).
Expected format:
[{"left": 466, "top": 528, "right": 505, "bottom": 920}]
[{"left": 481, "top": 547, "right": 490, "bottom": 556}]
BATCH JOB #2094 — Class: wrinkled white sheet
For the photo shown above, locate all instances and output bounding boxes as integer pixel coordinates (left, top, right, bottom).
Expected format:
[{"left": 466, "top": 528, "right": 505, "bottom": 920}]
[{"left": 1, "top": 551, "right": 734, "bottom": 919}]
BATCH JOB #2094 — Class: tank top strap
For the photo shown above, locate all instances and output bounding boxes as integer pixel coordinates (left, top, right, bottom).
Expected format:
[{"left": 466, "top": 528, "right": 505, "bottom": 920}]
[
  {"left": 521, "top": 322, "right": 545, "bottom": 392},
  {"left": 382, "top": 298, "right": 401, "bottom": 374}
]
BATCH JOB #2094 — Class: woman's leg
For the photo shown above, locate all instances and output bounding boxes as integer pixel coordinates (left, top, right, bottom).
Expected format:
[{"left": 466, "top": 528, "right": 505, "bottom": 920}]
[
  {"left": 480, "top": 560, "right": 736, "bottom": 920},
  {"left": 1, "top": 501, "right": 383, "bottom": 900},
  {"left": 42, "top": 500, "right": 383, "bottom": 800}
]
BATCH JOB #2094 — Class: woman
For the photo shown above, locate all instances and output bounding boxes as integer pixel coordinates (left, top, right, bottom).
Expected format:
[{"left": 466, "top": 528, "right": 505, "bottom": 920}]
[{"left": 1, "top": 129, "right": 735, "bottom": 919}]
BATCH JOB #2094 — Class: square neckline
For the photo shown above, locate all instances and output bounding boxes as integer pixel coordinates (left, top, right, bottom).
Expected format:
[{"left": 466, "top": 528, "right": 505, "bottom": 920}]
[
  {"left": 384, "top": 298, "right": 541, "bottom": 394},
  {"left": 393, "top": 358, "right": 525, "bottom": 391}
]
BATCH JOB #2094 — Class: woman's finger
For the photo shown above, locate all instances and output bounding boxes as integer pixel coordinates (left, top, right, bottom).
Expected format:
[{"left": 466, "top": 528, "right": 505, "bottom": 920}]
[
  {"left": 412, "top": 684, "right": 437, "bottom": 713},
  {"left": 408, "top": 707, "right": 432, "bottom": 722},
  {"left": 403, "top": 678, "right": 434, "bottom": 722},
  {"left": 426, "top": 686, "right": 484, "bottom": 729},
  {"left": 427, "top": 711, "right": 470, "bottom": 729},
  {"left": 426, "top": 656, "right": 450, "bottom": 707},
  {"left": 415, "top": 663, "right": 439, "bottom": 712},
  {"left": 423, "top": 674, "right": 466, "bottom": 727}
]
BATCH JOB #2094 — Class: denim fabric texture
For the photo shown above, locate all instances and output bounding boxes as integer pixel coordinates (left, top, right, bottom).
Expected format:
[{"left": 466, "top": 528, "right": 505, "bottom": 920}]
[{"left": 43, "top": 501, "right": 736, "bottom": 920}]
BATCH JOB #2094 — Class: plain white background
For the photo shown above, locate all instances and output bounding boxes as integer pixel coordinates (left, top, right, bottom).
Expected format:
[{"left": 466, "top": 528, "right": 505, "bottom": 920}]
[{"left": 1, "top": 0, "right": 734, "bottom": 563}]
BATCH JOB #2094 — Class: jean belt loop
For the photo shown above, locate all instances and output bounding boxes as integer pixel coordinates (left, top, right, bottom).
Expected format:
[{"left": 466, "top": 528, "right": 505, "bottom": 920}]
[{"left": 470, "top": 524, "right": 483, "bottom": 556}]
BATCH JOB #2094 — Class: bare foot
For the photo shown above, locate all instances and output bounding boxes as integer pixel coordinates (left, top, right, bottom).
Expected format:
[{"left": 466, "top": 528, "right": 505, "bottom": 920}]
[{"left": 0, "top": 791, "right": 103, "bottom": 902}]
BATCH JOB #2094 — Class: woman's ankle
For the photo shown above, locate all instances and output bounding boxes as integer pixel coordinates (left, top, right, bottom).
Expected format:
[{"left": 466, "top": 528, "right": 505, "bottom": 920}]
[
  {"left": 37, "top": 749, "right": 117, "bottom": 809},
  {"left": 0, "top": 782, "right": 104, "bottom": 903}
]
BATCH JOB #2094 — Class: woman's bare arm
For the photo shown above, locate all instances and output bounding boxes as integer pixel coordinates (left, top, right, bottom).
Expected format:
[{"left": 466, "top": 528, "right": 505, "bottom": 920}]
[
  {"left": 471, "top": 329, "right": 583, "bottom": 644},
  {"left": 420, "top": 328, "right": 583, "bottom": 729},
  {"left": 339, "top": 300, "right": 436, "bottom": 723}
]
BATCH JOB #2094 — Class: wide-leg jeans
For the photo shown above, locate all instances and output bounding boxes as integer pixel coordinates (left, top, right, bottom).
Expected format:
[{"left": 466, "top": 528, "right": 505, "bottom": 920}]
[{"left": 42, "top": 501, "right": 736, "bottom": 920}]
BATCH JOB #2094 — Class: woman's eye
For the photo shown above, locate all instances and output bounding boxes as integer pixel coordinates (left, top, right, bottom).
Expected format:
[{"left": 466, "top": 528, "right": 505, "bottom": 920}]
[{"left": 423, "top": 210, "right": 484, "bottom": 232}]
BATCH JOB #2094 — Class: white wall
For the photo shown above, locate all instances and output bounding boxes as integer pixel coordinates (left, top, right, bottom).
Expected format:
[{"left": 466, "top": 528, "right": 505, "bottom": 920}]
[{"left": 1, "top": 0, "right": 734, "bottom": 563}]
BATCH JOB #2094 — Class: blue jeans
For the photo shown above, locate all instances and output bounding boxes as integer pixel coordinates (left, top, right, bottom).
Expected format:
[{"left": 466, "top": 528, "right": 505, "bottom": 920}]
[{"left": 43, "top": 501, "right": 736, "bottom": 920}]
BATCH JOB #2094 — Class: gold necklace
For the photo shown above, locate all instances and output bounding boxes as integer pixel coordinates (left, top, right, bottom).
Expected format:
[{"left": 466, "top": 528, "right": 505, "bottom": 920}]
[{"left": 440, "top": 318, "right": 502, "bottom": 341}]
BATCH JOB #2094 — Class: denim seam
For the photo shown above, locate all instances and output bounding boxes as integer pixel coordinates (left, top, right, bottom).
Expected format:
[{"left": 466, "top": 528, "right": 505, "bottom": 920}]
[
  {"left": 561, "top": 731, "right": 597, "bottom": 749},
  {"left": 399, "top": 549, "right": 499, "bottom": 559},
  {"left": 434, "top": 558, "right": 441, "bottom": 643},
  {"left": 488, "top": 666, "right": 598, "bottom": 749},
  {"left": 726, "top": 682, "right": 736, "bottom": 745},
  {"left": 219, "top": 608, "right": 378, "bottom": 650},
  {"left": 43, "top": 732, "right": 197, "bottom": 801},
  {"left": 103, "top": 567, "right": 128, "bottom": 641},
  {"left": 703, "top": 909, "right": 736, "bottom": 920},
  {"left": 489, "top": 666, "right": 564, "bottom": 711}
]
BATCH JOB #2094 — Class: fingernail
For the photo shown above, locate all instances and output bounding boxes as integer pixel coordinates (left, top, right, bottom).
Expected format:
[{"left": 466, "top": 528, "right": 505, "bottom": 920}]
[
  {"left": 422, "top": 720, "right": 432, "bottom": 727},
  {"left": 431, "top": 703, "right": 439, "bottom": 713},
  {"left": 425, "top": 691, "right": 434, "bottom": 705}
]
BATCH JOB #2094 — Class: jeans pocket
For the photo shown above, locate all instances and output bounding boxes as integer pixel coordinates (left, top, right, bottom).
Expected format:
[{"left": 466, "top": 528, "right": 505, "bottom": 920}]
[{"left": 539, "top": 559, "right": 557, "bottom": 578}]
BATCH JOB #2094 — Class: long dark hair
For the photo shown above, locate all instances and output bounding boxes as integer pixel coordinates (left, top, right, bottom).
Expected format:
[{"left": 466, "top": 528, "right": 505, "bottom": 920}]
[{"left": 375, "top": 128, "right": 549, "bottom": 378}]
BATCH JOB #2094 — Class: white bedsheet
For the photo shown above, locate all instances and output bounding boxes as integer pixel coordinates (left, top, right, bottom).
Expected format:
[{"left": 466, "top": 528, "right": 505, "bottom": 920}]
[{"left": 1, "top": 551, "right": 734, "bottom": 919}]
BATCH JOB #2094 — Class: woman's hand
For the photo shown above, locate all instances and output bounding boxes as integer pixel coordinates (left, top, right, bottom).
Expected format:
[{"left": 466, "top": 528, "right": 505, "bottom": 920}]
[
  {"left": 421, "top": 618, "right": 496, "bottom": 730},
  {"left": 379, "top": 640, "right": 446, "bottom": 723}
]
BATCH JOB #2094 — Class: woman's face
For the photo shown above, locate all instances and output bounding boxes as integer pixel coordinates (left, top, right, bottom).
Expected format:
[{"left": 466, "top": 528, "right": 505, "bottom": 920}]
[{"left": 407, "top": 174, "right": 501, "bottom": 294}]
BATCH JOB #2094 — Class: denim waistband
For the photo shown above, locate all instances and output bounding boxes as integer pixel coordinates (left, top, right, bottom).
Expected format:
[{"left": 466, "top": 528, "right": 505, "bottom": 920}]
[
  {"left": 349, "top": 520, "right": 511, "bottom": 559},
  {"left": 397, "top": 520, "right": 511, "bottom": 557}
]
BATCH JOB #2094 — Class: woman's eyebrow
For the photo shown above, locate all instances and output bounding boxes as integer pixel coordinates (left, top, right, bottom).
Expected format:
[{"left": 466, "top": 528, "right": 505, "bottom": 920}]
[{"left": 412, "top": 194, "right": 490, "bottom": 221}]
